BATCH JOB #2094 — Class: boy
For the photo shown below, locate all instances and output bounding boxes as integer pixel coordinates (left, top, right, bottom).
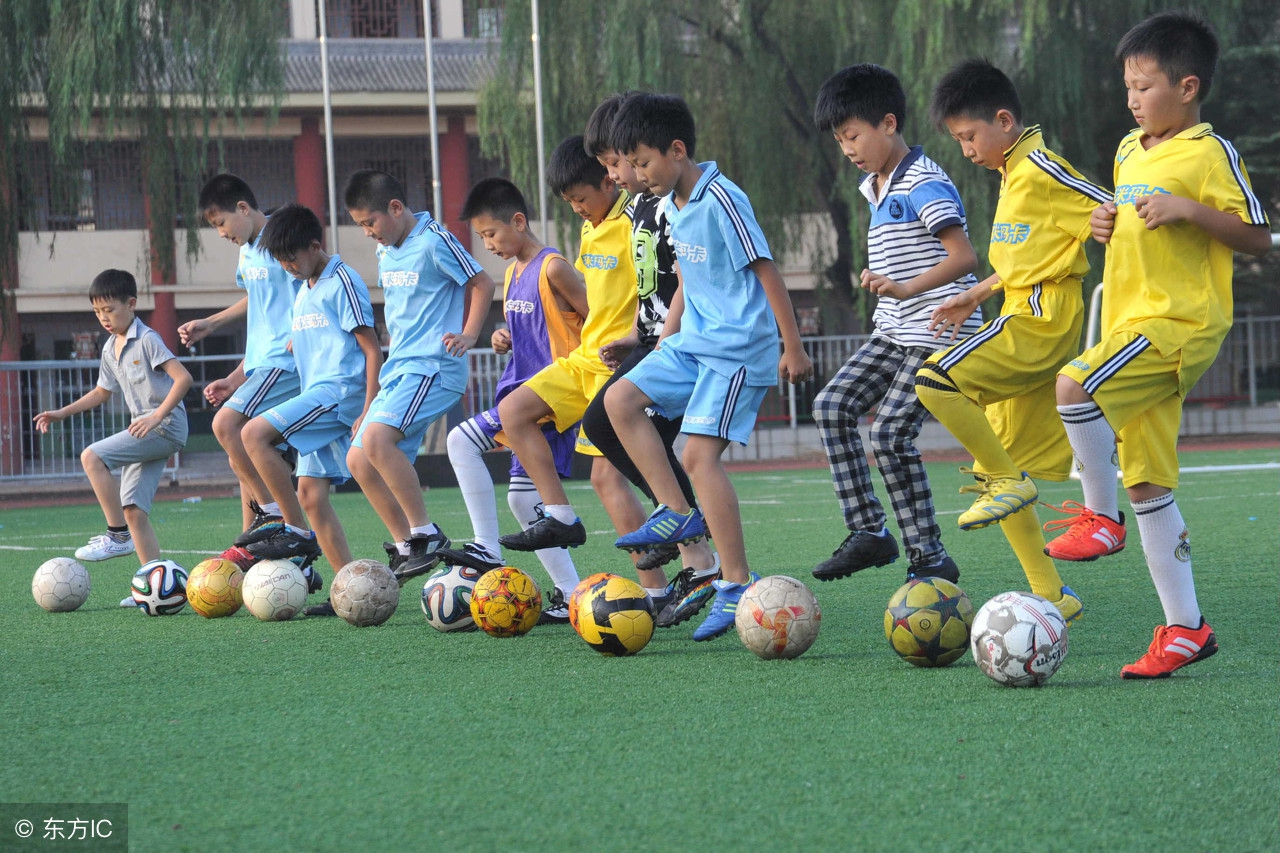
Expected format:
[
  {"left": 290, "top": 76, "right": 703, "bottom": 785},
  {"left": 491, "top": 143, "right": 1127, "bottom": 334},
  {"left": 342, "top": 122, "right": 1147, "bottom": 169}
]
[
  {"left": 494, "top": 136, "right": 644, "bottom": 603},
  {"left": 915, "top": 58, "right": 1112, "bottom": 624},
  {"left": 1050, "top": 12, "right": 1269, "bottom": 677},
  {"left": 582, "top": 92, "right": 720, "bottom": 627},
  {"left": 604, "top": 93, "right": 814, "bottom": 641},
  {"left": 240, "top": 204, "right": 382, "bottom": 606},
  {"left": 33, "top": 270, "right": 190, "bottom": 607},
  {"left": 437, "top": 177, "right": 587, "bottom": 621},
  {"left": 344, "top": 169, "right": 497, "bottom": 588},
  {"left": 808, "top": 64, "right": 980, "bottom": 586},
  {"left": 178, "top": 175, "right": 301, "bottom": 546}
]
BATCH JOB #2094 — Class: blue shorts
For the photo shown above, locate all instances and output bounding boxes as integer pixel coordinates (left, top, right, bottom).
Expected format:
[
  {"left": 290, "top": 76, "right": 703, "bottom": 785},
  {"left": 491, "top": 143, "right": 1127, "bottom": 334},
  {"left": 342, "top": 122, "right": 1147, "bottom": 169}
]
[
  {"left": 625, "top": 346, "right": 768, "bottom": 445},
  {"left": 226, "top": 367, "right": 302, "bottom": 418},
  {"left": 354, "top": 372, "right": 461, "bottom": 461},
  {"left": 261, "top": 388, "right": 352, "bottom": 483},
  {"left": 463, "top": 407, "right": 577, "bottom": 479}
]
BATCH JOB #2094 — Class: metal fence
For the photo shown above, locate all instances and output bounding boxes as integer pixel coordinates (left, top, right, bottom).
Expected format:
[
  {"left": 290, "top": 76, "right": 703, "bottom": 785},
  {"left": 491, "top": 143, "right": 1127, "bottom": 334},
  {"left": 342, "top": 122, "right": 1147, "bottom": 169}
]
[{"left": 3, "top": 317, "right": 1279, "bottom": 479}]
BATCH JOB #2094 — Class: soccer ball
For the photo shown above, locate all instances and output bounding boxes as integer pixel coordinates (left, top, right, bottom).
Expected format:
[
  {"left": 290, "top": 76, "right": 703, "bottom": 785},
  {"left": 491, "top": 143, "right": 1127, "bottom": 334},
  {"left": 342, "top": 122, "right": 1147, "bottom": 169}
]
[
  {"left": 242, "top": 559, "right": 308, "bottom": 622},
  {"left": 971, "top": 591, "right": 1070, "bottom": 687},
  {"left": 567, "top": 572, "right": 612, "bottom": 634},
  {"left": 186, "top": 558, "right": 244, "bottom": 619},
  {"left": 130, "top": 560, "right": 189, "bottom": 616},
  {"left": 420, "top": 564, "right": 484, "bottom": 632},
  {"left": 31, "top": 557, "right": 92, "bottom": 612},
  {"left": 884, "top": 577, "right": 974, "bottom": 667},
  {"left": 735, "top": 575, "right": 822, "bottom": 660},
  {"left": 331, "top": 559, "right": 399, "bottom": 627},
  {"left": 470, "top": 567, "right": 542, "bottom": 637},
  {"left": 574, "top": 574, "right": 655, "bottom": 657}
]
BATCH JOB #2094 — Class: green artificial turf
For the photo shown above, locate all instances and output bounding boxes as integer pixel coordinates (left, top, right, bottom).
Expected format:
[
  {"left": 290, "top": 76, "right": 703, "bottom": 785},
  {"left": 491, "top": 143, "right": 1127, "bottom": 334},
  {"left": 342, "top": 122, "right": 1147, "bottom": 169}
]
[{"left": 2, "top": 447, "right": 1277, "bottom": 851}]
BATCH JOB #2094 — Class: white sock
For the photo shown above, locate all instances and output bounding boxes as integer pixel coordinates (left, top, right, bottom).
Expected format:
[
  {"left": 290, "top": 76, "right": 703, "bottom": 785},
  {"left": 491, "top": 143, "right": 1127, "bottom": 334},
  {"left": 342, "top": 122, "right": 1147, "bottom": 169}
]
[
  {"left": 544, "top": 504, "right": 577, "bottom": 525},
  {"left": 1132, "top": 493, "right": 1200, "bottom": 627},
  {"left": 259, "top": 502, "right": 280, "bottom": 515},
  {"left": 1058, "top": 403, "right": 1120, "bottom": 521},
  {"left": 410, "top": 523, "right": 440, "bottom": 538},
  {"left": 447, "top": 423, "right": 502, "bottom": 554},
  {"left": 285, "top": 523, "right": 310, "bottom": 537},
  {"left": 396, "top": 541, "right": 412, "bottom": 556},
  {"left": 645, "top": 587, "right": 668, "bottom": 598},
  {"left": 509, "top": 478, "right": 578, "bottom": 592}
]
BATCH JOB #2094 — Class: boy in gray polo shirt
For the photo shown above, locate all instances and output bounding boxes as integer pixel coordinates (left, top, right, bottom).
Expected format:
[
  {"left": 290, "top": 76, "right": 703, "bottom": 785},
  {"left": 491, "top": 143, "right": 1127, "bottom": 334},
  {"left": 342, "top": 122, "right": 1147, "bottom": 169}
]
[{"left": 34, "top": 270, "right": 191, "bottom": 605}]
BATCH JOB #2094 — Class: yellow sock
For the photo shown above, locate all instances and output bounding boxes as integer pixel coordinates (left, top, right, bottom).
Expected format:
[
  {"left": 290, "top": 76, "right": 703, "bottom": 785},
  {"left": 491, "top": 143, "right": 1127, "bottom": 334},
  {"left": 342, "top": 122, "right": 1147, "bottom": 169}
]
[
  {"left": 1000, "top": 505, "right": 1063, "bottom": 598},
  {"left": 916, "top": 366, "right": 1019, "bottom": 479}
]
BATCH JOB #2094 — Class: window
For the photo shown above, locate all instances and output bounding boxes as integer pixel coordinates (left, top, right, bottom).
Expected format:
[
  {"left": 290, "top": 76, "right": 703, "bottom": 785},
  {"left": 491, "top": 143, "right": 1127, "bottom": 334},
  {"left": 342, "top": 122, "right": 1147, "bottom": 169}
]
[{"left": 323, "top": 0, "right": 439, "bottom": 38}]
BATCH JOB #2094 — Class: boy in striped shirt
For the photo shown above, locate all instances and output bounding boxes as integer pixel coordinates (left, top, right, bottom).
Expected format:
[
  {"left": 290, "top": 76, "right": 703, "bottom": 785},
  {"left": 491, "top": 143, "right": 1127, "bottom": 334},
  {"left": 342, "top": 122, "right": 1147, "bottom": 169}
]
[{"left": 809, "top": 64, "right": 981, "bottom": 586}]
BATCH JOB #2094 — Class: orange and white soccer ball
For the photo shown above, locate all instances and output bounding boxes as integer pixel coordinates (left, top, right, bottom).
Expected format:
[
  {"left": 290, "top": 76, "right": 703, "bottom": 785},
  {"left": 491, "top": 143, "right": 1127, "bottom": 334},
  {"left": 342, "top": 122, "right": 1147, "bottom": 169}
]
[{"left": 734, "top": 575, "right": 821, "bottom": 659}]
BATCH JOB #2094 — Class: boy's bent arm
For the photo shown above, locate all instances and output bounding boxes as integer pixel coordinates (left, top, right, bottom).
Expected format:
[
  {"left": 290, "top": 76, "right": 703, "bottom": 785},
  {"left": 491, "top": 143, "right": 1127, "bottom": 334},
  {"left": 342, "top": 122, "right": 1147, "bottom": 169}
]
[
  {"left": 861, "top": 224, "right": 979, "bottom": 300},
  {"left": 352, "top": 326, "right": 384, "bottom": 435},
  {"left": 1134, "top": 194, "right": 1272, "bottom": 257},
  {"left": 930, "top": 272, "right": 998, "bottom": 341},
  {"left": 444, "top": 271, "right": 497, "bottom": 356},
  {"left": 657, "top": 266, "right": 686, "bottom": 344},
  {"left": 179, "top": 296, "right": 248, "bottom": 346},
  {"left": 546, "top": 257, "right": 589, "bottom": 318},
  {"left": 32, "top": 386, "right": 113, "bottom": 432},
  {"left": 750, "top": 258, "right": 813, "bottom": 383},
  {"left": 129, "top": 359, "right": 192, "bottom": 438}
]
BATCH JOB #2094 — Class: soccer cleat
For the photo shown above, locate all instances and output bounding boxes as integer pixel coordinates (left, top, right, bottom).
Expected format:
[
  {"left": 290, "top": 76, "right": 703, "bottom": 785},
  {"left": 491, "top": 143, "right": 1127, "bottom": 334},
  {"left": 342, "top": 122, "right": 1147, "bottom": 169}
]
[
  {"left": 244, "top": 526, "right": 322, "bottom": 561},
  {"left": 957, "top": 468, "right": 1039, "bottom": 530},
  {"left": 614, "top": 505, "right": 707, "bottom": 553},
  {"left": 233, "top": 500, "right": 284, "bottom": 547},
  {"left": 656, "top": 558, "right": 721, "bottom": 629},
  {"left": 1121, "top": 621, "right": 1218, "bottom": 679},
  {"left": 219, "top": 546, "right": 257, "bottom": 573},
  {"left": 434, "top": 542, "right": 504, "bottom": 573},
  {"left": 119, "top": 596, "right": 139, "bottom": 609},
  {"left": 300, "top": 563, "right": 323, "bottom": 595},
  {"left": 1042, "top": 502, "right": 1126, "bottom": 561},
  {"left": 906, "top": 554, "right": 960, "bottom": 584},
  {"left": 75, "top": 534, "right": 136, "bottom": 562},
  {"left": 499, "top": 506, "right": 587, "bottom": 552},
  {"left": 692, "top": 572, "right": 760, "bottom": 641},
  {"left": 381, "top": 541, "right": 407, "bottom": 574},
  {"left": 303, "top": 598, "right": 337, "bottom": 617},
  {"left": 538, "top": 588, "right": 571, "bottom": 625},
  {"left": 635, "top": 543, "right": 680, "bottom": 572},
  {"left": 811, "top": 531, "right": 899, "bottom": 581},
  {"left": 1046, "top": 585, "right": 1083, "bottom": 626},
  {"left": 393, "top": 530, "right": 451, "bottom": 586}
]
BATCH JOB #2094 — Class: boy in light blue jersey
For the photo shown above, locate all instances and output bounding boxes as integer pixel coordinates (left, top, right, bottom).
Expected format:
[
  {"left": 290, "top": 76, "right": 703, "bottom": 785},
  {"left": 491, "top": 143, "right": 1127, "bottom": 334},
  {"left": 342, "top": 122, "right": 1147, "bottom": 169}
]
[
  {"left": 604, "top": 93, "right": 814, "bottom": 642},
  {"left": 344, "top": 169, "right": 498, "bottom": 585},
  {"left": 240, "top": 204, "right": 383, "bottom": 608},
  {"left": 180, "top": 174, "right": 302, "bottom": 552}
]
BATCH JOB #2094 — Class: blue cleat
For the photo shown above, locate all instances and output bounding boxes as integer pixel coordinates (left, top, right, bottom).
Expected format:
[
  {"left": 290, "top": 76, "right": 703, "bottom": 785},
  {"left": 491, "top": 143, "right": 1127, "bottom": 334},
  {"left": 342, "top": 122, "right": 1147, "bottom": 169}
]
[
  {"left": 692, "top": 572, "right": 760, "bottom": 641},
  {"left": 615, "top": 505, "right": 707, "bottom": 553}
]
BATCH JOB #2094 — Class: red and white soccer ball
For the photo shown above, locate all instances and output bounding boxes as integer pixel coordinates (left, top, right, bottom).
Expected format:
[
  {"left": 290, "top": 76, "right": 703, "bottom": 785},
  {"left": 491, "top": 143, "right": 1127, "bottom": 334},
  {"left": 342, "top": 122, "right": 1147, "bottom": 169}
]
[
  {"left": 970, "top": 591, "right": 1070, "bottom": 687},
  {"left": 734, "top": 575, "right": 822, "bottom": 660}
]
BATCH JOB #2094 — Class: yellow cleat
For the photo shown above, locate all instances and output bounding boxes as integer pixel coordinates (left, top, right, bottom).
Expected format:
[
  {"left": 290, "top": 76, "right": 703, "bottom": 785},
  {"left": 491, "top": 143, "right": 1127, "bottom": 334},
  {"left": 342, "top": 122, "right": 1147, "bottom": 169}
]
[
  {"left": 1046, "top": 585, "right": 1083, "bottom": 626},
  {"left": 956, "top": 468, "right": 1039, "bottom": 530}
]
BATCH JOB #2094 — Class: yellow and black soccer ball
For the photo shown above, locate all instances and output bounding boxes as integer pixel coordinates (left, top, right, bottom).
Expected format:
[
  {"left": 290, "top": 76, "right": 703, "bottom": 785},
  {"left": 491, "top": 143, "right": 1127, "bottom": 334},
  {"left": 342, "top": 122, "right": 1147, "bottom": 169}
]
[
  {"left": 884, "top": 577, "right": 974, "bottom": 667},
  {"left": 573, "top": 574, "right": 655, "bottom": 657}
]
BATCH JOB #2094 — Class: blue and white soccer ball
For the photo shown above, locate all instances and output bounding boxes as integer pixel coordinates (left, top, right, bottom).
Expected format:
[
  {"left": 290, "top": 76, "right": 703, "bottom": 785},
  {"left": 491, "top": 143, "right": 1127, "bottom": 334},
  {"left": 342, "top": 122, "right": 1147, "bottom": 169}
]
[
  {"left": 130, "top": 560, "right": 189, "bottom": 616},
  {"left": 421, "top": 564, "right": 484, "bottom": 632}
]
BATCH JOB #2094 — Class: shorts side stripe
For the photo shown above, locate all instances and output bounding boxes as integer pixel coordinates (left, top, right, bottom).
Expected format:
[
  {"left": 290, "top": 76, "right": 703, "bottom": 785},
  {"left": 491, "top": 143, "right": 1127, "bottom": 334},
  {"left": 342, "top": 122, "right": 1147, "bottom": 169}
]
[
  {"left": 1029, "top": 284, "right": 1043, "bottom": 318},
  {"left": 1082, "top": 336, "right": 1151, "bottom": 395},
  {"left": 245, "top": 368, "right": 283, "bottom": 415},
  {"left": 719, "top": 367, "right": 747, "bottom": 441},
  {"left": 280, "top": 404, "right": 335, "bottom": 440},
  {"left": 936, "top": 314, "right": 1014, "bottom": 370},
  {"left": 398, "top": 374, "right": 436, "bottom": 434}
]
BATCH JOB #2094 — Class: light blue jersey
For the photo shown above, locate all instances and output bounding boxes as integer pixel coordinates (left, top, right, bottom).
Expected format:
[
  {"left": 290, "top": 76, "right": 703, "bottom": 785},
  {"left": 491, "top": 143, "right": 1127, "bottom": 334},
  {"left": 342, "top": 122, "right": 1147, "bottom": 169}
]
[
  {"left": 290, "top": 254, "right": 375, "bottom": 425},
  {"left": 664, "top": 162, "right": 779, "bottom": 386},
  {"left": 238, "top": 224, "right": 301, "bottom": 374},
  {"left": 375, "top": 211, "right": 484, "bottom": 393}
]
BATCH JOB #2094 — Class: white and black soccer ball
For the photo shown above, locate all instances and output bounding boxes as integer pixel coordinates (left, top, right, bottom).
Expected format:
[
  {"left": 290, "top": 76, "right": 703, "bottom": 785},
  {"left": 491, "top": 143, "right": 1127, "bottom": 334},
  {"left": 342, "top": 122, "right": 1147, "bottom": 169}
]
[
  {"left": 130, "top": 560, "right": 189, "bottom": 616},
  {"left": 331, "top": 559, "right": 398, "bottom": 627},
  {"left": 970, "top": 591, "right": 1069, "bottom": 687},
  {"left": 32, "top": 557, "right": 92, "bottom": 612},
  {"left": 421, "top": 564, "right": 484, "bottom": 632},
  {"left": 242, "top": 559, "right": 308, "bottom": 622}
]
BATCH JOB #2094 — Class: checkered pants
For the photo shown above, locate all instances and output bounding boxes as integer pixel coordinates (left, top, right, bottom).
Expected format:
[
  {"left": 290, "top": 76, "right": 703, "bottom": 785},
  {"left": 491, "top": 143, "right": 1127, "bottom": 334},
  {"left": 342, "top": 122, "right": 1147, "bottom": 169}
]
[{"left": 813, "top": 336, "right": 946, "bottom": 565}]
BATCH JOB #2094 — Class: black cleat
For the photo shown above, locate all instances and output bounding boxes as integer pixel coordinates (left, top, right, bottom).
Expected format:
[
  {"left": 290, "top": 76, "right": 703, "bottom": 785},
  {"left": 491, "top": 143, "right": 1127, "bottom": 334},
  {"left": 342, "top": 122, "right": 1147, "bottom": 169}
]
[
  {"left": 655, "top": 564, "right": 720, "bottom": 628},
  {"left": 906, "top": 555, "right": 960, "bottom": 584},
  {"left": 382, "top": 541, "right": 407, "bottom": 574},
  {"left": 812, "top": 530, "right": 899, "bottom": 581},
  {"left": 234, "top": 500, "right": 284, "bottom": 547},
  {"left": 303, "top": 598, "right": 337, "bottom": 617},
  {"left": 245, "top": 526, "right": 322, "bottom": 562},
  {"left": 635, "top": 543, "right": 680, "bottom": 572},
  {"left": 537, "top": 588, "right": 571, "bottom": 624},
  {"left": 434, "top": 542, "right": 504, "bottom": 573},
  {"left": 499, "top": 507, "right": 586, "bottom": 552},
  {"left": 393, "top": 529, "right": 451, "bottom": 586}
]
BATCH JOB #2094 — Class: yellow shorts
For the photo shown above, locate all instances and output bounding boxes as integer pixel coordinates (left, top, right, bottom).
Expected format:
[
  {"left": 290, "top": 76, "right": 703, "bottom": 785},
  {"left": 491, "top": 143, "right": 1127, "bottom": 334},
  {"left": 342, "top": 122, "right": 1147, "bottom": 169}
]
[
  {"left": 523, "top": 352, "right": 610, "bottom": 456},
  {"left": 1058, "top": 332, "right": 1182, "bottom": 489},
  {"left": 927, "top": 283, "right": 1083, "bottom": 481}
]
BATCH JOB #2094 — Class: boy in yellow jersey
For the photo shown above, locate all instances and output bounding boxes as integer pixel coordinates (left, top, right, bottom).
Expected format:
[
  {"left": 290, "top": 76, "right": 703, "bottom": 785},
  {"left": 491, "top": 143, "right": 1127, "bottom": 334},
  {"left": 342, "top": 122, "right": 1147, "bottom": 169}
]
[
  {"left": 1052, "top": 11, "right": 1270, "bottom": 678},
  {"left": 497, "top": 135, "right": 642, "bottom": 554},
  {"left": 915, "top": 59, "right": 1111, "bottom": 624}
]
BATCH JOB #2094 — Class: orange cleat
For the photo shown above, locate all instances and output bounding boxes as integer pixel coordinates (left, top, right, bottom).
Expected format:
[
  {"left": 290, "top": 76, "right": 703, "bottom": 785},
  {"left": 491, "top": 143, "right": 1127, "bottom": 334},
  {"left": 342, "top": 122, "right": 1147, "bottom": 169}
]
[
  {"left": 1121, "top": 622, "right": 1218, "bottom": 679},
  {"left": 1042, "top": 501, "right": 1126, "bottom": 561}
]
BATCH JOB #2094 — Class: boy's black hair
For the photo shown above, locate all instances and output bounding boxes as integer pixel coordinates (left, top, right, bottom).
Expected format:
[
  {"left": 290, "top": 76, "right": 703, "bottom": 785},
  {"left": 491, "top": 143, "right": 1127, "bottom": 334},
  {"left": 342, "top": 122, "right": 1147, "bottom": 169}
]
[
  {"left": 198, "top": 173, "right": 258, "bottom": 215},
  {"left": 344, "top": 169, "right": 408, "bottom": 213},
  {"left": 608, "top": 92, "right": 697, "bottom": 158},
  {"left": 547, "top": 135, "right": 608, "bottom": 197},
  {"left": 813, "top": 64, "right": 907, "bottom": 133},
  {"left": 1116, "top": 10, "right": 1219, "bottom": 99},
  {"left": 929, "top": 58, "right": 1023, "bottom": 128},
  {"left": 89, "top": 269, "right": 137, "bottom": 303},
  {"left": 583, "top": 91, "right": 635, "bottom": 157},
  {"left": 460, "top": 177, "right": 529, "bottom": 223},
  {"left": 259, "top": 203, "right": 324, "bottom": 260}
]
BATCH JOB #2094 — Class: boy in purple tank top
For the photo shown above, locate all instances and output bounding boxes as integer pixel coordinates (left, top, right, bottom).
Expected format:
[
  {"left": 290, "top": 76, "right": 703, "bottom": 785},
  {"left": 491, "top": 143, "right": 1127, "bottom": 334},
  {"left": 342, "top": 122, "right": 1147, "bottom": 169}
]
[{"left": 438, "top": 178, "right": 589, "bottom": 622}]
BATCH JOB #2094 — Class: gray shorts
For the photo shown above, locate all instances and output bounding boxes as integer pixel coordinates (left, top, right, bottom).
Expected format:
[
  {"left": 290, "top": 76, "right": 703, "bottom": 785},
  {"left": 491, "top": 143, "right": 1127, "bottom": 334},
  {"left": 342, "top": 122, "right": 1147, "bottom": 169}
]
[{"left": 87, "top": 422, "right": 186, "bottom": 514}]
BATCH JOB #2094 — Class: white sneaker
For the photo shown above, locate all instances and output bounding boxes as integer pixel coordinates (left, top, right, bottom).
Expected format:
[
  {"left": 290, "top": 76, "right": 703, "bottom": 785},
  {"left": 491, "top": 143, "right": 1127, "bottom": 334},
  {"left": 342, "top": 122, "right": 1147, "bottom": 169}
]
[
  {"left": 76, "top": 534, "right": 136, "bottom": 562},
  {"left": 119, "top": 596, "right": 139, "bottom": 609}
]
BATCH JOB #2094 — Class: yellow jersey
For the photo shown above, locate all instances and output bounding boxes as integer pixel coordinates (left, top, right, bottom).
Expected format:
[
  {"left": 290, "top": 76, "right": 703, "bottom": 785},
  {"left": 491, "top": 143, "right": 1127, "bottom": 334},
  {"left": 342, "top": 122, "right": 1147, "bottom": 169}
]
[
  {"left": 990, "top": 125, "right": 1111, "bottom": 294},
  {"left": 573, "top": 189, "right": 638, "bottom": 372},
  {"left": 1103, "top": 123, "right": 1269, "bottom": 356}
]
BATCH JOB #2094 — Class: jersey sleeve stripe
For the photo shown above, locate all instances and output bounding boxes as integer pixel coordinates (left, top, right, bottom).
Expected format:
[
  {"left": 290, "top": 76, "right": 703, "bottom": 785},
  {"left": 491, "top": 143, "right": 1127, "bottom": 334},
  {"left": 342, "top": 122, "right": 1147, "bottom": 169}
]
[
  {"left": 707, "top": 180, "right": 761, "bottom": 263},
  {"left": 1027, "top": 151, "right": 1112, "bottom": 204},
  {"left": 1208, "top": 134, "right": 1269, "bottom": 225},
  {"left": 426, "top": 219, "right": 485, "bottom": 278},
  {"left": 335, "top": 262, "right": 373, "bottom": 328}
]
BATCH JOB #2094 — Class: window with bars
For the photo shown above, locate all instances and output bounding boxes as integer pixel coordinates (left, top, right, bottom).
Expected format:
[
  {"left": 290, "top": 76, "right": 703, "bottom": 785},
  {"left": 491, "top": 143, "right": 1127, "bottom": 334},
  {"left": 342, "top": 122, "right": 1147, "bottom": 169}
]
[
  {"left": 202, "top": 140, "right": 298, "bottom": 214},
  {"left": 21, "top": 142, "right": 146, "bottom": 231},
  {"left": 334, "top": 136, "right": 435, "bottom": 213},
  {"left": 322, "top": 0, "right": 439, "bottom": 38},
  {"left": 463, "top": 0, "right": 503, "bottom": 38}
]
